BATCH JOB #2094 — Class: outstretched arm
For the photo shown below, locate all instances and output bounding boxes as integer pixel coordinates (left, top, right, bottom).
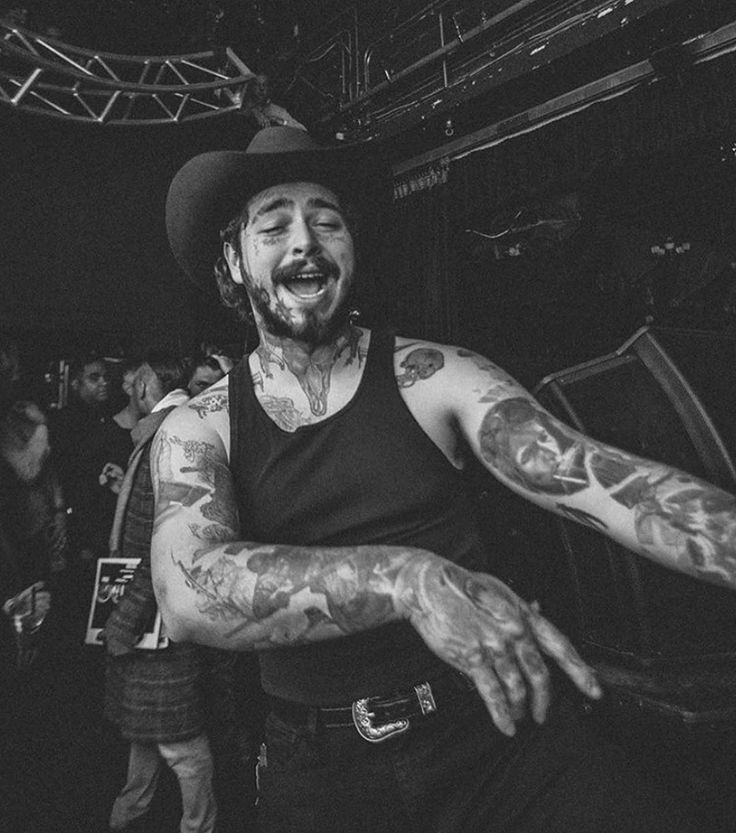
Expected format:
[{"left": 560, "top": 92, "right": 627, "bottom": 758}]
[
  {"left": 150, "top": 397, "right": 600, "bottom": 736},
  {"left": 411, "top": 343, "right": 736, "bottom": 589}
]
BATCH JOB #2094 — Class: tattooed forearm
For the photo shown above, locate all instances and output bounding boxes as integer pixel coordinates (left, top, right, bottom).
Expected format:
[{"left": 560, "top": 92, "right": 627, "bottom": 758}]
[
  {"left": 612, "top": 470, "right": 736, "bottom": 585},
  {"left": 171, "top": 543, "right": 413, "bottom": 648},
  {"left": 477, "top": 396, "right": 736, "bottom": 587},
  {"left": 189, "top": 522, "right": 236, "bottom": 544}
]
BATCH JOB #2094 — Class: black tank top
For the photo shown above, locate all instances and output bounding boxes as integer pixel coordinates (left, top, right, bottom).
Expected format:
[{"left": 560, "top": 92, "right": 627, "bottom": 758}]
[{"left": 229, "top": 329, "right": 488, "bottom": 704}]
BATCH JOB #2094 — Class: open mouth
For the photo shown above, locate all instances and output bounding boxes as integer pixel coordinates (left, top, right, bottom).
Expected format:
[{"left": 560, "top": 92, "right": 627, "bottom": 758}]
[{"left": 282, "top": 271, "right": 330, "bottom": 298}]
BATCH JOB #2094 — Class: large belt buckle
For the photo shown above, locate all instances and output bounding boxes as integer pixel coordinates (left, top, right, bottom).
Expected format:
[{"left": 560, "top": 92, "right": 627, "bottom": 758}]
[{"left": 351, "top": 681, "right": 437, "bottom": 743}]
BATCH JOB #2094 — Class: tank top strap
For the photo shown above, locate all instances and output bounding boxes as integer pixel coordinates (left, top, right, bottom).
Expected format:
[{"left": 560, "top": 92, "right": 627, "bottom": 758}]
[
  {"left": 228, "top": 355, "right": 255, "bottom": 474},
  {"left": 360, "top": 327, "right": 396, "bottom": 395}
]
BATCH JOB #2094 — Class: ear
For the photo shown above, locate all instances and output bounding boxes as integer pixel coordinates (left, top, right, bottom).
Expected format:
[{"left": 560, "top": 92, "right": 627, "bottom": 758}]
[{"left": 224, "top": 241, "right": 245, "bottom": 286}]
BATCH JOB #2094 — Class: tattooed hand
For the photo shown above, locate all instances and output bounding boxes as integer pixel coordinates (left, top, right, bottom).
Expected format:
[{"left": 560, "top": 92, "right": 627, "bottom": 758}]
[{"left": 395, "top": 557, "right": 601, "bottom": 736}]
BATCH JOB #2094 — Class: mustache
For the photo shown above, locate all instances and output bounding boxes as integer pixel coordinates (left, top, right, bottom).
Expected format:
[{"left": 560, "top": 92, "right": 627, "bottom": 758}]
[{"left": 273, "top": 257, "right": 339, "bottom": 283}]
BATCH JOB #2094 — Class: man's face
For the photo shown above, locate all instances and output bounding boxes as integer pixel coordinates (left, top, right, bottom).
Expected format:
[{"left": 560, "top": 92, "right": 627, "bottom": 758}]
[
  {"left": 121, "top": 369, "right": 137, "bottom": 399},
  {"left": 188, "top": 365, "right": 224, "bottom": 397},
  {"left": 225, "top": 181, "right": 356, "bottom": 346},
  {"left": 74, "top": 360, "right": 109, "bottom": 406}
]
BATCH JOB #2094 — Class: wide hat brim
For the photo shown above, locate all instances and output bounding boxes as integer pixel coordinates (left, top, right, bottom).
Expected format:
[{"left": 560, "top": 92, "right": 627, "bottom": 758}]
[{"left": 166, "top": 127, "right": 392, "bottom": 288}]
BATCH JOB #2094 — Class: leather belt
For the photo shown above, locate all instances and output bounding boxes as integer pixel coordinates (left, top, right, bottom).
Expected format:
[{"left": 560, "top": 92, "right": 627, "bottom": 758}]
[{"left": 269, "top": 670, "right": 475, "bottom": 743}]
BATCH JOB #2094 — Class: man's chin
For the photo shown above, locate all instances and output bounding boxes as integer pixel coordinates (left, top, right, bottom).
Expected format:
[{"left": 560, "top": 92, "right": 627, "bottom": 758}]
[{"left": 258, "top": 301, "right": 352, "bottom": 346}]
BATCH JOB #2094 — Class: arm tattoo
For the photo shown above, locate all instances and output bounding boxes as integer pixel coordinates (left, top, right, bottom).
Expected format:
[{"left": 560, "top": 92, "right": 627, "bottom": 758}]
[
  {"left": 153, "top": 433, "right": 238, "bottom": 534},
  {"left": 478, "top": 397, "right": 590, "bottom": 495},
  {"left": 396, "top": 348, "right": 445, "bottom": 388},
  {"left": 612, "top": 473, "right": 736, "bottom": 584},
  {"left": 188, "top": 392, "right": 228, "bottom": 419},
  {"left": 457, "top": 349, "right": 524, "bottom": 404},
  {"left": 173, "top": 545, "right": 400, "bottom": 646},
  {"left": 478, "top": 397, "right": 736, "bottom": 584},
  {"left": 457, "top": 349, "right": 516, "bottom": 383}
]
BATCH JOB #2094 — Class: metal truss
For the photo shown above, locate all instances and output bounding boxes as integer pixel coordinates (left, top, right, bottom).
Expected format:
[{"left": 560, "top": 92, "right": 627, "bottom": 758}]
[
  {"left": 0, "top": 21, "right": 252, "bottom": 124},
  {"left": 394, "top": 18, "right": 736, "bottom": 178},
  {"left": 294, "top": 0, "right": 689, "bottom": 141}
]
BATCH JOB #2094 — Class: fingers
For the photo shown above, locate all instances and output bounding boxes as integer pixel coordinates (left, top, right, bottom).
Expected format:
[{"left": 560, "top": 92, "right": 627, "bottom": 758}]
[
  {"left": 467, "top": 664, "right": 517, "bottom": 737},
  {"left": 491, "top": 647, "right": 528, "bottom": 723},
  {"left": 467, "top": 641, "right": 548, "bottom": 735},
  {"left": 526, "top": 605, "right": 601, "bottom": 701},
  {"left": 514, "top": 638, "right": 552, "bottom": 724}
]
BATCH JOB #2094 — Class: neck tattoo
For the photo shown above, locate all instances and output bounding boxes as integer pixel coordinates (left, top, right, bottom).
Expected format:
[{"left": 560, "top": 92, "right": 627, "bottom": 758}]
[{"left": 255, "top": 326, "right": 363, "bottom": 416}]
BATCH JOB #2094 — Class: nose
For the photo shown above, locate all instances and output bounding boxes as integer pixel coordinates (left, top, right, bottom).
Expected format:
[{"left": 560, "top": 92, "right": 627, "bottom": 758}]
[{"left": 290, "top": 217, "right": 320, "bottom": 257}]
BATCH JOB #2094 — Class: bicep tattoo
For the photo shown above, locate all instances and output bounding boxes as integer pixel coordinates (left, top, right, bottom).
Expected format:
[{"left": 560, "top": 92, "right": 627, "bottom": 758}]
[{"left": 153, "top": 431, "right": 238, "bottom": 535}]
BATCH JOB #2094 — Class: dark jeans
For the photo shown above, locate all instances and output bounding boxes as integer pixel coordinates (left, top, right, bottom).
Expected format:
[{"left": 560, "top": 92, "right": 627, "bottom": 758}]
[{"left": 256, "top": 688, "right": 707, "bottom": 833}]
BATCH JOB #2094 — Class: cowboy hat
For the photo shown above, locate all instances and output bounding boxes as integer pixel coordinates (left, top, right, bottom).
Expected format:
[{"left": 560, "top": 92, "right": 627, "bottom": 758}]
[{"left": 166, "top": 127, "right": 392, "bottom": 288}]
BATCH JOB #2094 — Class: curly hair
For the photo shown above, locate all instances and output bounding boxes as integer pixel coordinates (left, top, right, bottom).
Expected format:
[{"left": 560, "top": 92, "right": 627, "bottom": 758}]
[{"left": 215, "top": 209, "right": 253, "bottom": 323}]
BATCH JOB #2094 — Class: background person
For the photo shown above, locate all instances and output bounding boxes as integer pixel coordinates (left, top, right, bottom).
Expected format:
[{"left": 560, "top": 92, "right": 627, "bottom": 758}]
[
  {"left": 185, "top": 353, "right": 227, "bottom": 398},
  {"left": 112, "top": 357, "right": 146, "bottom": 433},
  {"left": 104, "top": 353, "right": 217, "bottom": 833}
]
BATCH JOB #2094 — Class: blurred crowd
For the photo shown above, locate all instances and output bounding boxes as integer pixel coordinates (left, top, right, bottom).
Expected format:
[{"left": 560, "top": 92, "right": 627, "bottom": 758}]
[{"left": 0, "top": 334, "right": 264, "bottom": 833}]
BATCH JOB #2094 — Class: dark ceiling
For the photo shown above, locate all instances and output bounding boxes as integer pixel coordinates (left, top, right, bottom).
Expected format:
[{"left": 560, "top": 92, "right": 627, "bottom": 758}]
[{"left": 4, "top": 0, "right": 735, "bottom": 155}]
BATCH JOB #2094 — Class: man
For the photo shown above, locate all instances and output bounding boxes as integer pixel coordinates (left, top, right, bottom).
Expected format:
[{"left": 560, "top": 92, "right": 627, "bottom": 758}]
[
  {"left": 113, "top": 358, "right": 146, "bottom": 433},
  {"left": 104, "top": 353, "right": 218, "bottom": 833},
  {"left": 51, "top": 354, "right": 132, "bottom": 565},
  {"left": 186, "top": 354, "right": 227, "bottom": 398},
  {"left": 154, "top": 127, "right": 736, "bottom": 832}
]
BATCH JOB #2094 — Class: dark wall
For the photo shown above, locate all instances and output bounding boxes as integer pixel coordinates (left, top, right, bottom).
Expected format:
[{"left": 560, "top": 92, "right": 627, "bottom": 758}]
[
  {"left": 389, "top": 55, "right": 736, "bottom": 387},
  {"left": 0, "top": 106, "right": 256, "bottom": 359}
]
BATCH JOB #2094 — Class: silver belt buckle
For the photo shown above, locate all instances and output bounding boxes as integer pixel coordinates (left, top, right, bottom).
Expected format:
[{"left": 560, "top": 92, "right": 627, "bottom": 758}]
[{"left": 351, "top": 681, "right": 437, "bottom": 743}]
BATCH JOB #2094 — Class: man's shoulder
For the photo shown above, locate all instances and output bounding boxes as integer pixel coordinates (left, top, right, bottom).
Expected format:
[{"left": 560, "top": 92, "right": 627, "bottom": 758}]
[
  {"left": 392, "top": 334, "right": 517, "bottom": 392},
  {"left": 393, "top": 334, "right": 476, "bottom": 370},
  {"left": 159, "top": 378, "right": 230, "bottom": 436}
]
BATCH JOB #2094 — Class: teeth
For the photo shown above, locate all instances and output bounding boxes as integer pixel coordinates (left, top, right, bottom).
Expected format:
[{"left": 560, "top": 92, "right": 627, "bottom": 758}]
[{"left": 284, "top": 273, "right": 326, "bottom": 297}]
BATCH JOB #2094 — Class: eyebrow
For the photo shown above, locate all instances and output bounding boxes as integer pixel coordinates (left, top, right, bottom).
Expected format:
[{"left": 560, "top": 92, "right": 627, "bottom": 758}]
[
  {"left": 254, "top": 197, "right": 292, "bottom": 217},
  {"left": 252, "top": 195, "right": 343, "bottom": 219}
]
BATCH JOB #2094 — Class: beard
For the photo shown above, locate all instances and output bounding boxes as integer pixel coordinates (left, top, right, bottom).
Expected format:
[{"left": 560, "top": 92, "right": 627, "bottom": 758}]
[
  {"left": 243, "top": 258, "right": 355, "bottom": 346},
  {"left": 250, "top": 287, "right": 354, "bottom": 346}
]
